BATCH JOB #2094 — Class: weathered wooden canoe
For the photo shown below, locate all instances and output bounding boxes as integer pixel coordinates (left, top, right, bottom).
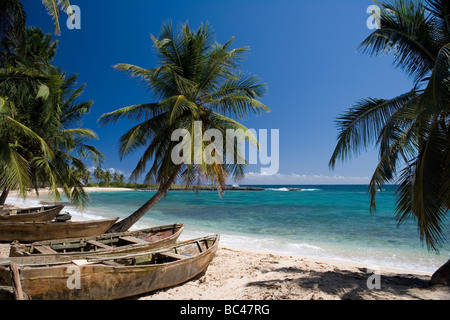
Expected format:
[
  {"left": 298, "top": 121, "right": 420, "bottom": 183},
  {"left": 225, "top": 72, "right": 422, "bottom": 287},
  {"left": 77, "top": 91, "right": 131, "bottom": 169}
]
[
  {"left": 0, "top": 205, "right": 64, "bottom": 223},
  {"left": 0, "top": 234, "right": 219, "bottom": 300},
  {"left": 8, "top": 223, "right": 185, "bottom": 263},
  {"left": 0, "top": 218, "right": 119, "bottom": 242}
]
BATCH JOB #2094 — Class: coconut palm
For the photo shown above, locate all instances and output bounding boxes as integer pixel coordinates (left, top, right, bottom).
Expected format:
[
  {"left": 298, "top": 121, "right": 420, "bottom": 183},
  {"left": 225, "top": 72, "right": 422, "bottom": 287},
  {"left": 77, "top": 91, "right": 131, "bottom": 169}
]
[
  {"left": 329, "top": 0, "right": 450, "bottom": 283},
  {"left": 0, "top": 96, "right": 53, "bottom": 204},
  {"left": 0, "top": 27, "right": 102, "bottom": 207},
  {"left": 0, "top": 0, "right": 71, "bottom": 39},
  {"left": 99, "top": 21, "right": 269, "bottom": 232},
  {"left": 31, "top": 67, "right": 103, "bottom": 208},
  {"left": 0, "top": 26, "right": 60, "bottom": 204},
  {"left": 93, "top": 166, "right": 105, "bottom": 182},
  {"left": 104, "top": 171, "right": 112, "bottom": 186},
  {"left": 0, "top": 0, "right": 71, "bottom": 105}
]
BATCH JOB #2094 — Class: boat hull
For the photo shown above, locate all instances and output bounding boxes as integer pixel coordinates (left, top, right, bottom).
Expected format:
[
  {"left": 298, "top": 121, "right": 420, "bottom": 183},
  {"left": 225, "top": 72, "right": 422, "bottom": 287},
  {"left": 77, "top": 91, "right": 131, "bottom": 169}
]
[
  {"left": 0, "top": 235, "right": 219, "bottom": 300},
  {"left": 0, "top": 218, "right": 119, "bottom": 242},
  {"left": 0, "top": 205, "right": 64, "bottom": 223},
  {"left": 8, "top": 224, "right": 185, "bottom": 263}
]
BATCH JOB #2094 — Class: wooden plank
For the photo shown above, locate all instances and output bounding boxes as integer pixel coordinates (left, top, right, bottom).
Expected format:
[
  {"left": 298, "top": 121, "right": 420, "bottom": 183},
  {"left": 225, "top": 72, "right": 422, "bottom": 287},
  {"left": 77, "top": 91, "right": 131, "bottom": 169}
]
[
  {"left": 196, "top": 241, "right": 203, "bottom": 252},
  {"left": 102, "top": 261, "right": 122, "bottom": 267},
  {"left": 72, "top": 260, "right": 91, "bottom": 266},
  {"left": 160, "top": 252, "right": 188, "bottom": 260},
  {"left": 87, "top": 240, "right": 113, "bottom": 250},
  {"left": 120, "top": 236, "right": 146, "bottom": 244},
  {"left": 9, "top": 263, "right": 24, "bottom": 300},
  {"left": 34, "top": 246, "right": 57, "bottom": 254}
]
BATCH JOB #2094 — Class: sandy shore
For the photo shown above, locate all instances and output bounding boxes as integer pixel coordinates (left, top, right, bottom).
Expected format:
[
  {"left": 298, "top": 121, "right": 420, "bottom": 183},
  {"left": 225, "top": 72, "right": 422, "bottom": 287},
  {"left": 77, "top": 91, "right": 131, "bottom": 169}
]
[
  {"left": 2, "top": 188, "right": 450, "bottom": 300},
  {"left": 138, "top": 246, "right": 449, "bottom": 300}
]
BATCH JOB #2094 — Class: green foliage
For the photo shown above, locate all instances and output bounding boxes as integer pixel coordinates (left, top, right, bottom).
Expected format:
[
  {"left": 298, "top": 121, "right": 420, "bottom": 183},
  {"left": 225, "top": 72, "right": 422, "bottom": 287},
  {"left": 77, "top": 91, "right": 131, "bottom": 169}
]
[
  {"left": 330, "top": 0, "right": 450, "bottom": 251},
  {"left": 99, "top": 21, "right": 269, "bottom": 198},
  {"left": 0, "top": 27, "right": 103, "bottom": 208}
]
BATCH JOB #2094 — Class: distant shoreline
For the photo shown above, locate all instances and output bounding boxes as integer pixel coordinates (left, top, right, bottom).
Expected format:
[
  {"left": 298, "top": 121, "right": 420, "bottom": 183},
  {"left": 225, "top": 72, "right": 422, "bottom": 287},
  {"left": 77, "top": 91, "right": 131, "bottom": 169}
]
[
  {"left": 82, "top": 185, "right": 306, "bottom": 192},
  {"left": 8, "top": 185, "right": 282, "bottom": 196}
]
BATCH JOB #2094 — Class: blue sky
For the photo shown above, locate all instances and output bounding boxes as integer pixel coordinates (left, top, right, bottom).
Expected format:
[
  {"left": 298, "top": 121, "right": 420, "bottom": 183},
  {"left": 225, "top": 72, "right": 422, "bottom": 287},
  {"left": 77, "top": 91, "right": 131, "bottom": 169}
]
[{"left": 25, "top": 0, "right": 414, "bottom": 185}]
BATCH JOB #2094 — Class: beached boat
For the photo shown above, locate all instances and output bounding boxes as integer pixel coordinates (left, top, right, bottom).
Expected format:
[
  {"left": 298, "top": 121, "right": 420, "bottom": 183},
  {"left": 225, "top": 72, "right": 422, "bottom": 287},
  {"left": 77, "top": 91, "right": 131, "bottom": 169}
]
[
  {"left": 0, "top": 234, "right": 219, "bottom": 300},
  {"left": 0, "top": 218, "right": 119, "bottom": 242},
  {"left": 8, "top": 223, "right": 185, "bottom": 263},
  {"left": 0, "top": 205, "right": 64, "bottom": 223}
]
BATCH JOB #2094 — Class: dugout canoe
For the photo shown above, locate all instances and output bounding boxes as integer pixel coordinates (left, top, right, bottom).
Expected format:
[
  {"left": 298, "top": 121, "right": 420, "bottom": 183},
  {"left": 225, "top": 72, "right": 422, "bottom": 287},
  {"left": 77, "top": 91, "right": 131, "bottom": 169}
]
[
  {"left": 0, "top": 218, "right": 119, "bottom": 242},
  {"left": 8, "top": 223, "right": 185, "bottom": 263},
  {"left": 0, "top": 234, "right": 219, "bottom": 300},
  {"left": 0, "top": 205, "right": 64, "bottom": 223}
]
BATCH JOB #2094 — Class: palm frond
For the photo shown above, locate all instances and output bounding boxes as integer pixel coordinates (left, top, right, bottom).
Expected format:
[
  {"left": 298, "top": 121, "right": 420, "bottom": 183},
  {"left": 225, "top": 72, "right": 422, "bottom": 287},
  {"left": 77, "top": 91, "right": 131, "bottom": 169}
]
[
  {"left": 360, "top": 0, "right": 440, "bottom": 82},
  {"left": 395, "top": 118, "right": 448, "bottom": 251},
  {"left": 329, "top": 90, "right": 418, "bottom": 168},
  {"left": 40, "top": 0, "right": 71, "bottom": 35},
  {"left": 98, "top": 103, "right": 164, "bottom": 126}
]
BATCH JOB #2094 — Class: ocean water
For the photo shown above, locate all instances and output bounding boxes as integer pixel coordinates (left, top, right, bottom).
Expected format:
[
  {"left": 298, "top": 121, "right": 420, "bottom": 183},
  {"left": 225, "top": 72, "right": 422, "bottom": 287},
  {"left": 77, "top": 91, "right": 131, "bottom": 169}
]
[{"left": 8, "top": 185, "right": 450, "bottom": 273}]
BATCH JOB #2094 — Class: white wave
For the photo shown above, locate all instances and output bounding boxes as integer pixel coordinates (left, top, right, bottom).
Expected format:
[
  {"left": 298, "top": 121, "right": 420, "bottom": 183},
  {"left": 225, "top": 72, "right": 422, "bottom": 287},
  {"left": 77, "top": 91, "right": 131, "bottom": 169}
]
[
  {"left": 265, "top": 188, "right": 320, "bottom": 192},
  {"left": 68, "top": 208, "right": 110, "bottom": 221},
  {"left": 5, "top": 197, "right": 42, "bottom": 208},
  {"left": 286, "top": 242, "right": 322, "bottom": 251}
]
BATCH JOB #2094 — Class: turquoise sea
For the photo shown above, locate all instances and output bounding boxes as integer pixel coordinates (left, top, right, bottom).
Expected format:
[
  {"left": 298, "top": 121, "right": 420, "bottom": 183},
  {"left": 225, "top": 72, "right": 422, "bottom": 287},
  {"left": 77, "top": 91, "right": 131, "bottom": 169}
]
[{"left": 10, "top": 185, "right": 450, "bottom": 273}]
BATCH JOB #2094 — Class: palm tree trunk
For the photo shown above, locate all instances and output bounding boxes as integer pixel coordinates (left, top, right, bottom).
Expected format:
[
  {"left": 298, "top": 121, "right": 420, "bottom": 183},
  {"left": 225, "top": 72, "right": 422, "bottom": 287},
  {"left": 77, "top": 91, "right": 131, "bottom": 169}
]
[
  {"left": 0, "top": 188, "right": 10, "bottom": 206},
  {"left": 106, "top": 167, "right": 180, "bottom": 233}
]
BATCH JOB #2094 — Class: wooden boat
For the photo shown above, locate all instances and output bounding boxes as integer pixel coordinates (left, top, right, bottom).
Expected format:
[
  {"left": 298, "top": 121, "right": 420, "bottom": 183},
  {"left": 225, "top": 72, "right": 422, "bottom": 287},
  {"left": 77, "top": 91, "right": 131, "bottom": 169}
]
[
  {"left": 0, "top": 286, "right": 31, "bottom": 300},
  {"left": 8, "top": 223, "right": 185, "bottom": 263},
  {"left": 0, "top": 205, "right": 64, "bottom": 223},
  {"left": 0, "top": 234, "right": 219, "bottom": 300},
  {"left": 0, "top": 218, "right": 119, "bottom": 242}
]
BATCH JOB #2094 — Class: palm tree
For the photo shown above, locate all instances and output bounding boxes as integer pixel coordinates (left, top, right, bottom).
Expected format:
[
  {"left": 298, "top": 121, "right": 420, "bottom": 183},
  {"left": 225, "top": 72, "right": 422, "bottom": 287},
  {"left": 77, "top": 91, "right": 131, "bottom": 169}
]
[
  {"left": 32, "top": 67, "right": 103, "bottom": 208},
  {"left": 0, "top": 96, "right": 52, "bottom": 204},
  {"left": 99, "top": 21, "right": 269, "bottom": 232},
  {"left": 104, "top": 171, "right": 112, "bottom": 186},
  {"left": 0, "top": 0, "right": 71, "bottom": 39},
  {"left": 1, "top": 0, "right": 71, "bottom": 104},
  {"left": 329, "top": 0, "right": 450, "bottom": 284},
  {"left": 0, "top": 27, "right": 102, "bottom": 207},
  {"left": 0, "top": 26, "right": 59, "bottom": 204},
  {"left": 93, "top": 166, "right": 105, "bottom": 183}
]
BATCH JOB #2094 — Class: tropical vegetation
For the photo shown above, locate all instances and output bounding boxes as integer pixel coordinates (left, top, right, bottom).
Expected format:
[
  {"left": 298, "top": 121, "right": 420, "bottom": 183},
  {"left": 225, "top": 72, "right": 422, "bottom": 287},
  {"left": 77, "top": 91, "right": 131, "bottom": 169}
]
[
  {"left": 99, "top": 21, "right": 269, "bottom": 232},
  {"left": 329, "top": 0, "right": 450, "bottom": 282},
  {"left": 0, "top": 1, "right": 102, "bottom": 208}
]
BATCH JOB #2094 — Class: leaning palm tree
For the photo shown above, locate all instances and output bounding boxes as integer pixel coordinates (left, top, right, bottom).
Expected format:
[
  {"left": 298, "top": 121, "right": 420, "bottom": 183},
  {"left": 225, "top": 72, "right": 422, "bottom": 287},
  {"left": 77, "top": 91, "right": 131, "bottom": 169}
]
[
  {"left": 100, "top": 21, "right": 269, "bottom": 233},
  {"left": 329, "top": 0, "right": 450, "bottom": 284}
]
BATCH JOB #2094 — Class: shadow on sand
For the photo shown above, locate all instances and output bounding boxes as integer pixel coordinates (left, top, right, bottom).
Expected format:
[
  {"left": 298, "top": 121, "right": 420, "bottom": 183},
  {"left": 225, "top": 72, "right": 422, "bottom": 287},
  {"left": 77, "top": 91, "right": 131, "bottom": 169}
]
[{"left": 245, "top": 266, "right": 441, "bottom": 300}]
